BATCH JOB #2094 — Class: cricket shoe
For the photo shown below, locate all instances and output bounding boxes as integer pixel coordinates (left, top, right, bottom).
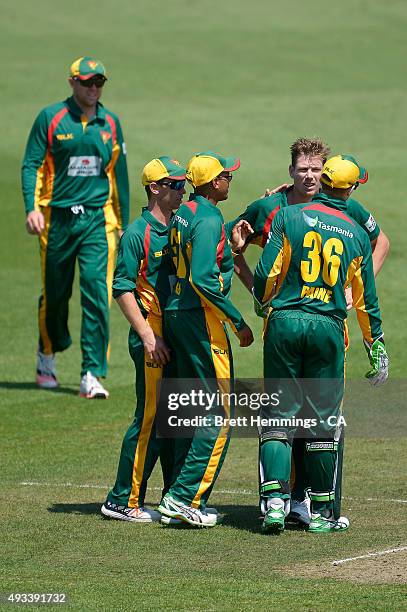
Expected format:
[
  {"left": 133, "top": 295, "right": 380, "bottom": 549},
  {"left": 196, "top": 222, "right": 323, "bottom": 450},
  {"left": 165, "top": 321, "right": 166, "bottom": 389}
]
[
  {"left": 36, "top": 350, "right": 58, "bottom": 389},
  {"left": 308, "top": 513, "right": 349, "bottom": 533},
  {"left": 79, "top": 372, "right": 109, "bottom": 399},
  {"left": 262, "top": 498, "right": 286, "bottom": 534},
  {"left": 286, "top": 498, "right": 311, "bottom": 527},
  {"left": 158, "top": 494, "right": 217, "bottom": 527},
  {"left": 101, "top": 500, "right": 161, "bottom": 523},
  {"left": 160, "top": 506, "right": 219, "bottom": 526}
]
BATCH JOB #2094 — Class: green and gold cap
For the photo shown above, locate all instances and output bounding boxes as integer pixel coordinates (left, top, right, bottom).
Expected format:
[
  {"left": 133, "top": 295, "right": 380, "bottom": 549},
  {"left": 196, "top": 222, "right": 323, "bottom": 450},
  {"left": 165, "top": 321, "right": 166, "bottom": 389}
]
[
  {"left": 70, "top": 56, "right": 107, "bottom": 80},
  {"left": 186, "top": 151, "right": 240, "bottom": 187},
  {"left": 142, "top": 156, "right": 186, "bottom": 186},
  {"left": 321, "top": 154, "right": 368, "bottom": 189}
]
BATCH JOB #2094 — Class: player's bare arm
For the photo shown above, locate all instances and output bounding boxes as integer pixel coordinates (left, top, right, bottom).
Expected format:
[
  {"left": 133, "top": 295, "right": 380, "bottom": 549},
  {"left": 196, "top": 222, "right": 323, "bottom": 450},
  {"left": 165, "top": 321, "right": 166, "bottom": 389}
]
[
  {"left": 371, "top": 230, "right": 390, "bottom": 276},
  {"left": 116, "top": 292, "right": 170, "bottom": 366},
  {"left": 233, "top": 253, "right": 254, "bottom": 293}
]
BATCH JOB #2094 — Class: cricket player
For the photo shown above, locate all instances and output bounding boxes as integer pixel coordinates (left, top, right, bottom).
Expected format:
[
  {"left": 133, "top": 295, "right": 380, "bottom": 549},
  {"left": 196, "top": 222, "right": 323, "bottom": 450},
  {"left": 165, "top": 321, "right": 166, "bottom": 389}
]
[
  {"left": 227, "top": 138, "right": 390, "bottom": 525},
  {"left": 22, "top": 57, "right": 129, "bottom": 398},
  {"left": 101, "top": 157, "right": 186, "bottom": 522},
  {"left": 253, "top": 154, "right": 389, "bottom": 533},
  {"left": 158, "top": 152, "right": 254, "bottom": 527}
]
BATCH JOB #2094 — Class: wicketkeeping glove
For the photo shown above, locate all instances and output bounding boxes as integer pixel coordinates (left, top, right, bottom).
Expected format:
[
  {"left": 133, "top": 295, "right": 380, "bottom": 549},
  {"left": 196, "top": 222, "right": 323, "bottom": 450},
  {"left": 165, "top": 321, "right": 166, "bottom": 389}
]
[
  {"left": 252, "top": 290, "right": 271, "bottom": 319},
  {"left": 364, "top": 337, "right": 389, "bottom": 387}
]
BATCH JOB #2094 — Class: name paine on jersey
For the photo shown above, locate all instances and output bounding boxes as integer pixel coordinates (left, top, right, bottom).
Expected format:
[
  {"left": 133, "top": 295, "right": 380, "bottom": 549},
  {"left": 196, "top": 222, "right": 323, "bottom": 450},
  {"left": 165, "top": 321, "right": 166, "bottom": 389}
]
[{"left": 301, "top": 284, "right": 333, "bottom": 304}]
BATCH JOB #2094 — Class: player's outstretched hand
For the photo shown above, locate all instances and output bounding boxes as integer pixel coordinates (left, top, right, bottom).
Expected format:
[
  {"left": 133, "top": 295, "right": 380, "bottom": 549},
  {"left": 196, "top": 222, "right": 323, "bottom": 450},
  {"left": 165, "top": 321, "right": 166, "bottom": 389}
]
[
  {"left": 26, "top": 210, "right": 45, "bottom": 235},
  {"left": 364, "top": 337, "right": 389, "bottom": 387},
  {"left": 230, "top": 220, "right": 253, "bottom": 251},
  {"left": 144, "top": 332, "right": 171, "bottom": 366},
  {"left": 262, "top": 183, "right": 290, "bottom": 198},
  {"left": 236, "top": 324, "right": 254, "bottom": 347}
]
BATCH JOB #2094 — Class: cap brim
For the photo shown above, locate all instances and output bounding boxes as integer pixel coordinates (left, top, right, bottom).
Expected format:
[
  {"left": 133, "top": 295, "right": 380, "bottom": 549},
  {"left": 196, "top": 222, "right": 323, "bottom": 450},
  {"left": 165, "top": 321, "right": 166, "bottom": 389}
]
[
  {"left": 358, "top": 167, "right": 368, "bottom": 183},
  {"left": 223, "top": 158, "right": 240, "bottom": 172},
  {"left": 168, "top": 173, "right": 186, "bottom": 180},
  {"left": 75, "top": 73, "right": 106, "bottom": 80}
]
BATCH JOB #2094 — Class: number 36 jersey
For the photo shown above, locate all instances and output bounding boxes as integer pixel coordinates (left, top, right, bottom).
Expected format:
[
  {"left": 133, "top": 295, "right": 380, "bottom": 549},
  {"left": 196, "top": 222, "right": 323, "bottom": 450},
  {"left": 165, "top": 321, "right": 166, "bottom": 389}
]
[{"left": 253, "top": 193, "right": 383, "bottom": 344}]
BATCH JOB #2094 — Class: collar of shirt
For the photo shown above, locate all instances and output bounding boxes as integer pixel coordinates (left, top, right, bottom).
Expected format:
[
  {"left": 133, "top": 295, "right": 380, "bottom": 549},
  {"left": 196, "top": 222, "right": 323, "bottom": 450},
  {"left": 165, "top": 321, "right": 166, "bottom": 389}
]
[
  {"left": 65, "top": 96, "right": 106, "bottom": 123},
  {"left": 188, "top": 193, "right": 223, "bottom": 216},
  {"left": 141, "top": 207, "right": 169, "bottom": 234},
  {"left": 311, "top": 192, "right": 348, "bottom": 212}
]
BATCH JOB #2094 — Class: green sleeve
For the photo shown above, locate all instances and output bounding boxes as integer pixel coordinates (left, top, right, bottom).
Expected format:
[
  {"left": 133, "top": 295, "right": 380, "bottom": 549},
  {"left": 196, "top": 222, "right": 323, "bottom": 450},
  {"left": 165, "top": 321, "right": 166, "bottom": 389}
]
[
  {"left": 253, "top": 210, "right": 284, "bottom": 304},
  {"left": 190, "top": 215, "right": 246, "bottom": 331},
  {"left": 351, "top": 232, "right": 383, "bottom": 344},
  {"left": 21, "top": 109, "right": 49, "bottom": 214},
  {"left": 347, "top": 198, "right": 380, "bottom": 242},
  {"left": 224, "top": 199, "right": 265, "bottom": 241},
  {"left": 112, "top": 228, "right": 144, "bottom": 299},
  {"left": 112, "top": 118, "right": 130, "bottom": 230}
]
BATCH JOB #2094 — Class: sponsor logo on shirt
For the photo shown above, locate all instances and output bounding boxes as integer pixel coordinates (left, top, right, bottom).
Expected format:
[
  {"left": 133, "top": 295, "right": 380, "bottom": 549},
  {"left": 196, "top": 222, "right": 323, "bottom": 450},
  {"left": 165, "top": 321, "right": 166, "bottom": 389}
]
[
  {"left": 174, "top": 214, "right": 188, "bottom": 227},
  {"left": 303, "top": 212, "right": 319, "bottom": 227},
  {"left": 67, "top": 156, "right": 102, "bottom": 177},
  {"left": 57, "top": 133, "right": 74, "bottom": 141},
  {"left": 100, "top": 130, "right": 111, "bottom": 144},
  {"left": 122, "top": 142, "right": 127, "bottom": 155},
  {"left": 303, "top": 212, "right": 353, "bottom": 238},
  {"left": 365, "top": 214, "right": 377, "bottom": 233}
]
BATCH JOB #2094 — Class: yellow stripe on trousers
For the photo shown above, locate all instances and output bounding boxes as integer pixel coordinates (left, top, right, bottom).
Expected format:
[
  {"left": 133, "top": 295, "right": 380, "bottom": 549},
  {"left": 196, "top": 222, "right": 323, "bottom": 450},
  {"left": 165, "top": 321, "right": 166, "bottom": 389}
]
[
  {"left": 38, "top": 207, "right": 53, "bottom": 354},
  {"left": 129, "top": 314, "right": 163, "bottom": 508},
  {"left": 192, "top": 308, "right": 231, "bottom": 508},
  {"left": 104, "top": 204, "right": 118, "bottom": 362}
]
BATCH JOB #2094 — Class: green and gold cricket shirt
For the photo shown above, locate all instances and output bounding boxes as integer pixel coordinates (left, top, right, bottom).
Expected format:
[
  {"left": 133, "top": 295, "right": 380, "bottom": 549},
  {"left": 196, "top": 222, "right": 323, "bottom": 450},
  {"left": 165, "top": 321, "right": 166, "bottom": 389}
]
[
  {"left": 113, "top": 208, "right": 173, "bottom": 348},
  {"left": 22, "top": 95, "right": 129, "bottom": 229},
  {"left": 166, "top": 194, "right": 246, "bottom": 332},
  {"left": 226, "top": 188, "right": 380, "bottom": 250},
  {"left": 253, "top": 194, "right": 383, "bottom": 344}
]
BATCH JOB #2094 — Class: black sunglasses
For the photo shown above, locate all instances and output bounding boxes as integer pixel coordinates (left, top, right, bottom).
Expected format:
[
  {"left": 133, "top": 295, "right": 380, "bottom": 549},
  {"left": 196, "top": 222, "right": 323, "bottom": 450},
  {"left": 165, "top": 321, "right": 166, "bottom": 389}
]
[
  {"left": 75, "top": 76, "right": 107, "bottom": 88},
  {"left": 216, "top": 173, "right": 233, "bottom": 183},
  {"left": 159, "top": 179, "right": 185, "bottom": 191}
]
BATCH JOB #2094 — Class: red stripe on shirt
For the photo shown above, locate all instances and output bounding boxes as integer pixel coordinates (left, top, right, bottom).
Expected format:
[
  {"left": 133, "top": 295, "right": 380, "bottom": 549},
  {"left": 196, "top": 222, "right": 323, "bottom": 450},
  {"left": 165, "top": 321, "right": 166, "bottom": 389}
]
[
  {"left": 184, "top": 200, "right": 197, "bottom": 214},
  {"left": 140, "top": 224, "right": 151, "bottom": 280},
  {"left": 47, "top": 107, "right": 68, "bottom": 148},
  {"left": 262, "top": 204, "right": 281, "bottom": 246},
  {"left": 106, "top": 114, "right": 117, "bottom": 144},
  {"left": 303, "top": 203, "right": 355, "bottom": 225},
  {"left": 216, "top": 225, "right": 226, "bottom": 268}
]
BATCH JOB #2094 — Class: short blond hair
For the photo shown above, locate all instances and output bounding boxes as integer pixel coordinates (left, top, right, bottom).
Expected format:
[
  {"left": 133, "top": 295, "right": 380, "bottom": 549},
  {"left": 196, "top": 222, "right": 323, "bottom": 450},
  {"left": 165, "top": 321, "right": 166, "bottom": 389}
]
[{"left": 290, "top": 137, "right": 331, "bottom": 167}]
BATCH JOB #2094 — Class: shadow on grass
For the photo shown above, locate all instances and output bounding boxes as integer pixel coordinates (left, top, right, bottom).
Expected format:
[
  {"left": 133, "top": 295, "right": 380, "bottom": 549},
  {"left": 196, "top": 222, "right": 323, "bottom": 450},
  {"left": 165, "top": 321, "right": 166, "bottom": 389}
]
[
  {"left": 48, "top": 502, "right": 101, "bottom": 515},
  {"left": 47, "top": 502, "right": 308, "bottom": 534},
  {"left": 0, "top": 381, "right": 78, "bottom": 396}
]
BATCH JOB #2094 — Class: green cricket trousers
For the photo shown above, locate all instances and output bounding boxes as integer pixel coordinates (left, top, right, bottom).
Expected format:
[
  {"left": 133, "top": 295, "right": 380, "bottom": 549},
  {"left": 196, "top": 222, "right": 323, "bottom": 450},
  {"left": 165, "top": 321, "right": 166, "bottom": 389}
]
[
  {"left": 259, "top": 310, "right": 345, "bottom": 515},
  {"left": 38, "top": 205, "right": 117, "bottom": 377},
  {"left": 163, "top": 307, "right": 233, "bottom": 510},
  {"left": 107, "top": 314, "right": 174, "bottom": 508}
]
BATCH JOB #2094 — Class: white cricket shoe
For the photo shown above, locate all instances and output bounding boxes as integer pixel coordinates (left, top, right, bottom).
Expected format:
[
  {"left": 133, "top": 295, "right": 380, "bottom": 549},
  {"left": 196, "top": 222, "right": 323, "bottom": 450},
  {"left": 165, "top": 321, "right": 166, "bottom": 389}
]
[
  {"left": 79, "top": 372, "right": 109, "bottom": 399},
  {"left": 158, "top": 494, "right": 217, "bottom": 527},
  {"left": 36, "top": 350, "right": 58, "bottom": 389},
  {"left": 161, "top": 506, "right": 219, "bottom": 526},
  {"left": 101, "top": 501, "right": 160, "bottom": 522},
  {"left": 287, "top": 498, "right": 311, "bottom": 526}
]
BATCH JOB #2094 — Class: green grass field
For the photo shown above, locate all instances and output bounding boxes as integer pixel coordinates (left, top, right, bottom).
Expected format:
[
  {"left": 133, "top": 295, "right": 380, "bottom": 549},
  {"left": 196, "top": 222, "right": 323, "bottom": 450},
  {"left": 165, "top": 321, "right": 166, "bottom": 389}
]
[{"left": 1, "top": 0, "right": 406, "bottom": 609}]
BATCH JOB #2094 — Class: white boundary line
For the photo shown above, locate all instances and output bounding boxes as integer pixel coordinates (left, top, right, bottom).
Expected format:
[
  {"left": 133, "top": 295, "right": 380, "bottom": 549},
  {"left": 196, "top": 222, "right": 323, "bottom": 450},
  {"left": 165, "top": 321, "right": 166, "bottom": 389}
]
[
  {"left": 332, "top": 546, "right": 407, "bottom": 566},
  {"left": 17, "top": 481, "right": 407, "bottom": 503}
]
